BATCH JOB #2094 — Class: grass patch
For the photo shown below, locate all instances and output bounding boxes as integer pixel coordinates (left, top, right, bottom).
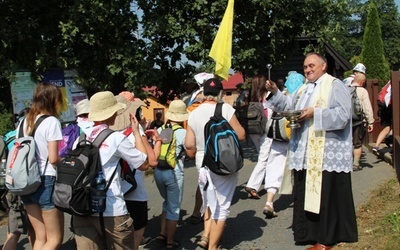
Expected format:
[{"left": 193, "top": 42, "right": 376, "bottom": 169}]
[{"left": 337, "top": 178, "right": 400, "bottom": 249}]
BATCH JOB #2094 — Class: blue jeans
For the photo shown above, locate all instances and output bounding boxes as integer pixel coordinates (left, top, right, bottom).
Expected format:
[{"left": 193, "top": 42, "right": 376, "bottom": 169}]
[
  {"left": 21, "top": 176, "right": 56, "bottom": 210},
  {"left": 153, "top": 167, "right": 184, "bottom": 221}
]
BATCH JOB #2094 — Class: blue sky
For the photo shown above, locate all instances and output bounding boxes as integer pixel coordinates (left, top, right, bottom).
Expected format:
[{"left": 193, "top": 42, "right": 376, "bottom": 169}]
[{"left": 396, "top": 0, "right": 400, "bottom": 11}]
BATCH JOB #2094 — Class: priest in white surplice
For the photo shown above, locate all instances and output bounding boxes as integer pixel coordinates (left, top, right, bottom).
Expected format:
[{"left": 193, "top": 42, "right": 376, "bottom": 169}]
[{"left": 265, "top": 52, "right": 358, "bottom": 250}]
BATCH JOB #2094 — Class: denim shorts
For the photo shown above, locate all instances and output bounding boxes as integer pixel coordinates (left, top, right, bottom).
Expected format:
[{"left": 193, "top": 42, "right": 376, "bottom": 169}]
[
  {"left": 153, "top": 168, "right": 184, "bottom": 221},
  {"left": 21, "top": 176, "right": 56, "bottom": 210}
]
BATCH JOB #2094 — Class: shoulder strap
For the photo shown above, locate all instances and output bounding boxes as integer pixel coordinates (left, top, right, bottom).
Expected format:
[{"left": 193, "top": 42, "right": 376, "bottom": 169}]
[
  {"left": 78, "top": 131, "right": 86, "bottom": 143},
  {"left": 18, "top": 119, "right": 25, "bottom": 138},
  {"left": 92, "top": 129, "right": 114, "bottom": 148},
  {"left": 32, "top": 115, "right": 50, "bottom": 137},
  {"left": 18, "top": 115, "right": 50, "bottom": 138},
  {"left": 214, "top": 103, "right": 223, "bottom": 117}
]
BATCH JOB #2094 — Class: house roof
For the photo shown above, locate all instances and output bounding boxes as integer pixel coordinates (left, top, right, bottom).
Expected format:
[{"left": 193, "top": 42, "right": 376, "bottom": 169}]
[
  {"left": 222, "top": 72, "right": 244, "bottom": 90},
  {"left": 323, "top": 42, "right": 352, "bottom": 71}
]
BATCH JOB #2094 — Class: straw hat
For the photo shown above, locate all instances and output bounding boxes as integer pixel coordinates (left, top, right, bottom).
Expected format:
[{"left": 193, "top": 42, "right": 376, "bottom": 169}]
[
  {"left": 75, "top": 99, "right": 90, "bottom": 116},
  {"left": 165, "top": 100, "right": 189, "bottom": 122},
  {"left": 109, "top": 95, "right": 146, "bottom": 131},
  {"left": 88, "top": 91, "right": 125, "bottom": 122}
]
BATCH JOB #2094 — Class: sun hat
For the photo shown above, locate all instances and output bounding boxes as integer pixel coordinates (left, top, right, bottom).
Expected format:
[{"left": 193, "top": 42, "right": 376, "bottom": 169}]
[
  {"left": 203, "top": 78, "right": 223, "bottom": 96},
  {"left": 75, "top": 99, "right": 90, "bottom": 116},
  {"left": 109, "top": 95, "right": 146, "bottom": 131},
  {"left": 353, "top": 63, "right": 366, "bottom": 74},
  {"left": 165, "top": 100, "right": 189, "bottom": 122},
  {"left": 119, "top": 91, "right": 135, "bottom": 102},
  {"left": 285, "top": 71, "right": 305, "bottom": 94},
  {"left": 88, "top": 91, "right": 125, "bottom": 122}
]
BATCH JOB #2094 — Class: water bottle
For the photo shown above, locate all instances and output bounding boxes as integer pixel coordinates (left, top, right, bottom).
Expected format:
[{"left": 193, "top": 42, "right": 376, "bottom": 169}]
[
  {"left": 91, "top": 171, "right": 107, "bottom": 213},
  {"left": 0, "top": 159, "right": 6, "bottom": 189}
]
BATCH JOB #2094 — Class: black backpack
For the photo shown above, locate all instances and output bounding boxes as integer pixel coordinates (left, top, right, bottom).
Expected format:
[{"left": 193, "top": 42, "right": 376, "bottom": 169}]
[
  {"left": 202, "top": 103, "right": 244, "bottom": 175},
  {"left": 243, "top": 102, "right": 267, "bottom": 134},
  {"left": 53, "top": 129, "right": 115, "bottom": 216}
]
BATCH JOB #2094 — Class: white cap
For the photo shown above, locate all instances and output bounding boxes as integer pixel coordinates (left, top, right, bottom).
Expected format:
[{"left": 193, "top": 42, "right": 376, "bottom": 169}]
[
  {"left": 353, "top": 63, "right": 366, "bottom": 74},
  {"left": 194, "top": 72, "right": 215, "bottom": 86}
]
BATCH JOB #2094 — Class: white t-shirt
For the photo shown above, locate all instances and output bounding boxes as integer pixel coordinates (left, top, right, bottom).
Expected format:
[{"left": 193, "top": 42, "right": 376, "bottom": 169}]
[
  {"left": 19, "top": 115, "right": 62, "bottom": 176},
  {"left": 78, "top": 125, "right": 147, "bottom": 217},
  {"left": 124, "top": 127, "right": 148, "bottom": 202},
  {"left": 187, "top": 103, "right": 235, "bottom": 170}
]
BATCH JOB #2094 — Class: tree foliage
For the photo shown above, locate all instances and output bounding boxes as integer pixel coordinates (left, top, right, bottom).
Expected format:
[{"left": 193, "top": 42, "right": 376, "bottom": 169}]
[
  {"left": 365, "top": 0, "right": 400, "bottom": 70},
  {"left": 138, "top": 0, "right": 348, "bottom": 80},
  {"left": 0, "top": 0, "right": 149, "bottom": 96},
  {"left": 0, "top": 0, "right": 399, "bottom": 110},
  {"left": 324, "top": 0, "right": 400, "bottom": 71},
  {"left": 361, "top": 1, "right": 390, "bottom": 88}
]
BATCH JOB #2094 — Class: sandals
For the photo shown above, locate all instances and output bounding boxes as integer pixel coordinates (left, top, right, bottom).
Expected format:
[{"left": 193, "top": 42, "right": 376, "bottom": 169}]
[
  {"left": 263, "top": 205, "right": 278, "bottom": 219},
  {"left": 166, "top": 240, "right": 180, "bottom": 249},
  {"left": 189, "top": 214, "right": 203, "bottom": 224},
  {"left": 140, "top": 236, "right": 152, "bottom": 245},
  {"left": 245, "top": 187, "right": 260, "bottom": 199},
  {"left": 197, "top": 235, "right": 209, "bottom": 249},
  {"left": 156, "top": 234, "right": 167, "bottom": 242}
]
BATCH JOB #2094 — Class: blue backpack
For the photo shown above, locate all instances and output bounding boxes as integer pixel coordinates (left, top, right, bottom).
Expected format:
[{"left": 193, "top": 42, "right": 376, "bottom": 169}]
[
  {"left": 58, "top": 123, "right": 81, "bottom": 158},
  {"left": 202, "top": 103, "right": 244, "bottom": 175}
]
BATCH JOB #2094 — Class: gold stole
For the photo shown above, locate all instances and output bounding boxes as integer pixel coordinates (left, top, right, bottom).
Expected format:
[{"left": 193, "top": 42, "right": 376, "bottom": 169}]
[{"left": 304, "top": 73, "right": 334, "bottom": 214}]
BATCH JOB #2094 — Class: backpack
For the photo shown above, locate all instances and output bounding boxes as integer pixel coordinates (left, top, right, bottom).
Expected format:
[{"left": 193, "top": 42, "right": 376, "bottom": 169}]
[
  {"left": 58, "top": 123, "right": 81, "bottom": 158},
  {"left": 349, "top": 86, "right": 363, "bottom": 126},
  {"left": 202, "top": 103, "right": 244, "bottom": 175},
  {"left": 157, "top": 123, "right": 184, "bottom": 170},
  {"left": 267, "top": 112, "right": 292, "bottom": 142},
  {"left": 3, "top": 130, "right": 16, "bottom": 154},
  {"left": 52, "top": 129, "right": 115, "bottom": 216},
  {"left": 5, "top": 115, "right": 50, "bottom": 195},
  {"left": 0, "top": 136, "right": 5, "bottom": 160},
  {"left": 244, "top": 102, "right": 267, "bottom": 134}
]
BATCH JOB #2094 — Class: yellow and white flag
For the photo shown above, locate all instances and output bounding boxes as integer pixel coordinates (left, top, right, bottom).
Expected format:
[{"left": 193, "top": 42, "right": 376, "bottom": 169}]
[{"left": 208, "top": 0, "right": 234, "bottom": 80}]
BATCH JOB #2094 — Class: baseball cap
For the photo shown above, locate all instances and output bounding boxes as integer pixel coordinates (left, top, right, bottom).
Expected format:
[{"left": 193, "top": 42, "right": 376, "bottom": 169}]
[{"left": 203, "top": 78, "right": 223, "bottom": 96}]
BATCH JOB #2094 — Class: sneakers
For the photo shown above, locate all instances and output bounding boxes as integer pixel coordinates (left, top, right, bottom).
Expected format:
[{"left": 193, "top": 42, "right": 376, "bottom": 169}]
[
  {"left": 353, "top": 164, "right": 362, "bottom": 171},
  {"left": 372, "top": 146, "right": 379, "bottom": 155},
  {"left": 263, "top": 205, "right": 278, "bottom": 218}
]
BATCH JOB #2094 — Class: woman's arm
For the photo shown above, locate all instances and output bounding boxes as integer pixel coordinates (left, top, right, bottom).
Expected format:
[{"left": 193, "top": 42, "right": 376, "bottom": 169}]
[
  {"left": 48, "top": 140, "right": 61, "bottom": 165},
  {"left": 142, "top": 129, "right": 162, "bottom": 167}
]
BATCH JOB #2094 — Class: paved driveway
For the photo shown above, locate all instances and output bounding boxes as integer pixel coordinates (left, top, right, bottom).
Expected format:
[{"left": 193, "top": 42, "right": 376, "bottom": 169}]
[{"left": 1, "top": 145, "right": 395, "bottom": 250}]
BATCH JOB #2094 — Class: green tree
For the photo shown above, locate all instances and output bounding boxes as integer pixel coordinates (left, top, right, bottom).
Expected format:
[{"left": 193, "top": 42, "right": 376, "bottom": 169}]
[
  {"left": 0, "top": 0, "right": 148, "bottom": 95},
  {"left": 366, "top": 0, "right": 400, "bottom": 70},
  {"left": 361, "top": 1, "right": 390, "bottom": 88},
  {"left": 320, "top": 0, "right": 364, "bottom": 60}
]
